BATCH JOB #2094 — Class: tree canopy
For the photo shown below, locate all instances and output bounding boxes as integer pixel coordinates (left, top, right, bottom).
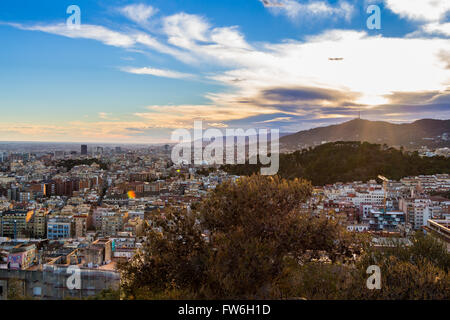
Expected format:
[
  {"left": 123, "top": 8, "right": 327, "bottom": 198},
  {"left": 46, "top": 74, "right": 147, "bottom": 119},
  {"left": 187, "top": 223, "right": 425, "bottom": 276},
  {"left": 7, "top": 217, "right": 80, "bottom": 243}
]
[
  {"left": 117, "top": 175, "right": 362, "bottom": 299},
  {"left": 117, "top": 175, "right": 449, "bottom": 300},
  {"left": 222, "top": 141, "right": 450, "bottom": 185}
]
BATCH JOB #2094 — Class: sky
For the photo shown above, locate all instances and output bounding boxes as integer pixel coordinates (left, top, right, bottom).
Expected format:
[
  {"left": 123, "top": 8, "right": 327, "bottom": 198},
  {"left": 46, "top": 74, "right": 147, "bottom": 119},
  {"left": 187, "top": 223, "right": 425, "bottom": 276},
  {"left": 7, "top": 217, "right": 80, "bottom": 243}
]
[{"left": 0, "top": 0, "right": 449, "bottom": 143}]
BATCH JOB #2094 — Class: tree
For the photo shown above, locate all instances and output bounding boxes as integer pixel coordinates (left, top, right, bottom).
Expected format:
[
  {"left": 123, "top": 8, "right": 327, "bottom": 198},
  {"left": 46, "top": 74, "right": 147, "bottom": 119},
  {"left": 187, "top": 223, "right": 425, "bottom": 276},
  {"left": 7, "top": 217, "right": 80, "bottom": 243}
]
[
  {"left": 117, "top": 175, "right": 449, "bottom": 300},
  {"left": 347, "top": 232, "right": 450, "bottom": 300},
  {"left": 222, "top": 141, "right": 450, "bottom": 186},
  {"left": 118, "top": 206, "right": 209, "bottom": 299},
  {"left": 118, "top": 175, "right": 356, "bottom": 299}
]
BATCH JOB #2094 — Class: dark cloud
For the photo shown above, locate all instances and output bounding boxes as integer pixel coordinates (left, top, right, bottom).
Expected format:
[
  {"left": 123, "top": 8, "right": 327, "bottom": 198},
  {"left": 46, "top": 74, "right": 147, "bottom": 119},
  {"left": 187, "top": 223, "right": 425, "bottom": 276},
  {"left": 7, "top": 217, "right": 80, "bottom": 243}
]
[
  {"left": 217, "top": 85, "right": 449, "bottom": 133},
  {"left": 263, "top": 87, "right": 335, "bottom": 101},
  {"left": 262, "top": 86, "right": 359, "bottom": 104}
]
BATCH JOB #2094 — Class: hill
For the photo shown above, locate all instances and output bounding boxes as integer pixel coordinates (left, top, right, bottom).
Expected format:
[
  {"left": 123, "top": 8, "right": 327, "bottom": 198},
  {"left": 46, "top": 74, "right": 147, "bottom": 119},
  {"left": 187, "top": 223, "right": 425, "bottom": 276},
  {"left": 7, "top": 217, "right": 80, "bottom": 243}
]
[
  {"left": 221, "top": 141, "right": 450, "bottom": 186},
  {"left": 280, "top": 118, "right": 450, "bottom": 151}
]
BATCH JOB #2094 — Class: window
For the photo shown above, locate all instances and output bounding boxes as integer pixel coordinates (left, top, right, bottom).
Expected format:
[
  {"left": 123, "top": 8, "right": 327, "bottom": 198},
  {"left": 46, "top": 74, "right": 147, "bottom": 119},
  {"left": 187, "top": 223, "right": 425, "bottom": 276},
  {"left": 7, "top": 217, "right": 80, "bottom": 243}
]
[{"left": 33, "top": 287, "right": 41, "bottom": 296}]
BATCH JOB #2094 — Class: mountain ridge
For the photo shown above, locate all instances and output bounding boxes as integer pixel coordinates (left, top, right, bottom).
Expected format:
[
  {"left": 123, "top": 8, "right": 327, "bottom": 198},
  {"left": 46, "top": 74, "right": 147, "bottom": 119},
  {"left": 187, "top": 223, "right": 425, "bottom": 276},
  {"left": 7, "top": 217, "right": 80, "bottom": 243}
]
[{"left": 280, "top": 118, "right": 450, "bottom": 150}]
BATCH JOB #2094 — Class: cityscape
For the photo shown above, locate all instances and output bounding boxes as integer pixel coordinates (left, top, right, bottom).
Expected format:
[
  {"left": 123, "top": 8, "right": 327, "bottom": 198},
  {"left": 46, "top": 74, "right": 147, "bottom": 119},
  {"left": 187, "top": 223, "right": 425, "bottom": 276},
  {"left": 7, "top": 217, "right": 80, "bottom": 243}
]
[{"left": 0, "top": 0, "right": 449, "bottom": 311}]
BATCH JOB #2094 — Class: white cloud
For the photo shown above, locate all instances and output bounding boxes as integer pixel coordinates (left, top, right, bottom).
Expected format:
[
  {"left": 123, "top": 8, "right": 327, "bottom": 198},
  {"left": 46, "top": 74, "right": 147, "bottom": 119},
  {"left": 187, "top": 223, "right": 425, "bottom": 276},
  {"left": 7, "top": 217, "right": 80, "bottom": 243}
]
[
  {"left": 163, "top": 13, "right": 210, "bottom": 48},
  {"left": 11, "top": 23, "right": 136, "bottom": 47},
  {"left": 195, "top": 28, "right": 448, "bottom": 112},
  {"left": 260, "top": 0, "right": 355, "bottom": 21},
  {"left": 6, "top": 6, "right": 450, "bottom": 132},
  {"left": 257, "top": 117, "right": 293, "bottom": 123},
  {"left": 161, "top": 13, "right": 255, "bottom": 66},
  {"left": 98, "top": 112, "right": 119, "bottom": 120},
  {"left": 9, "top": 22, "right": 193, "bottom": 63},
  {"left": 384, "top": 0, "right": 450, "bottom": 22},
  {"left": 120, "top": 4, "right": 158, "bottom": 24},
  {"left": 421, "top": 22, "right": 450, "bottom": 36},
  {"left": 121, "top": 66, "right": 193, "bottom": 79}
]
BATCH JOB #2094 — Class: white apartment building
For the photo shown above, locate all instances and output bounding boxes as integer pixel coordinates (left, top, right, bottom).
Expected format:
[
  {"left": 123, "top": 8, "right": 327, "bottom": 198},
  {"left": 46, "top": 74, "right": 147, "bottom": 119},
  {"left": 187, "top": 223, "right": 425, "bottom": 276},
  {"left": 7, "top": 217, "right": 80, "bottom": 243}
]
[{"left": 400, "top": 198, "right": 431, "bottom": 230}]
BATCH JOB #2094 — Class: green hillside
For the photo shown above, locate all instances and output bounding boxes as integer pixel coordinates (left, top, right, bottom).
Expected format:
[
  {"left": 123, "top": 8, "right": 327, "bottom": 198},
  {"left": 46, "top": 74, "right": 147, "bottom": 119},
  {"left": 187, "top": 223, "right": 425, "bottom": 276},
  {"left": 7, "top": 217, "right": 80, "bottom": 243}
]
[{"left": 222, "top": 141, "right": 450, "bottom": 185}]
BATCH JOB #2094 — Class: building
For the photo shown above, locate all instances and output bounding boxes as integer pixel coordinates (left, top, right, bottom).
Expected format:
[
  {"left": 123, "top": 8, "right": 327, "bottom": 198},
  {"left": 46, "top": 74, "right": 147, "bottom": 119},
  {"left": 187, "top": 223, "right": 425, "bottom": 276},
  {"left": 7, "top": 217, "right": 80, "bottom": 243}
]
[
  {"left": 25, "top": 210, "right": 47, "bottom": 239},
  {"left": 424, "top": 219, "right": 450, "bottom": 252},
  {"left": 101, "top": 212, "right": 123, "bottom": 237},
  {"left": 73, "top": 215, "right": 87, "bottom": 238},
  {"left": 0, "top": 210, "right": 29, "bottom": 239},
  {"left": 81, "top": 145, "right": 88, "bottom": 156},
  {"left": 47, "top": 217, "right": 73, "bottom": 240},
  {"left": 6, "top": 243, "right": 36, "bottom": 270},
  {"left": 124, "top": 217, "right": 144, "bottom": 237},
  {"left": 0, "top": 266, "right": 119, "bottom": 300},
  {"left": 92, "top": 208, "right": 109, "bottom": 229},
  {"left": 82, "top": 238, "right": 113, "bottom": 267},
  {"left": 400, "top": 197, "right": 431, "bottom": 230},
  {"left": 366, "top": 209, "right": 405, "bottom": 232}
]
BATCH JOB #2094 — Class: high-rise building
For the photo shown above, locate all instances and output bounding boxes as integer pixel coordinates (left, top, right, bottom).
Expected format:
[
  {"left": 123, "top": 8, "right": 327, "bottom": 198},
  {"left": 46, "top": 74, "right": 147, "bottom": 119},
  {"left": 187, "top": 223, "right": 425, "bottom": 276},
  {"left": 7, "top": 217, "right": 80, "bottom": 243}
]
[{"left": 81, "top": 145, "right": 88, "bottom": 155}]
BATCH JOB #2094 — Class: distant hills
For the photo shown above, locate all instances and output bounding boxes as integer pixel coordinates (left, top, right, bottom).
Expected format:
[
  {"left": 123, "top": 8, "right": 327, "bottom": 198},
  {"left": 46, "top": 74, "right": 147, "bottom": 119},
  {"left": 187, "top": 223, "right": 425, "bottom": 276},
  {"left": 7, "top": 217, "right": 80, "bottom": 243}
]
[{"left": 280, "top": 119, "right": 450, "bottom": 151}]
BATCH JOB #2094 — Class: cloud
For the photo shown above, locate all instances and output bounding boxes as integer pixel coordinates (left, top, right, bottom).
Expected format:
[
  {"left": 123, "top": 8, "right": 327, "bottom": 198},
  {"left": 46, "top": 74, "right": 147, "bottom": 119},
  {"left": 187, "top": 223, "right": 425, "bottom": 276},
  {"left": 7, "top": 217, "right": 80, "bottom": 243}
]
[
  {"left": 10, "top": 23, "right": 136, "bottom": 48},
  {"left": 421, "top": 22, "right": 450, "bottom": 37},
  {"left": 256, "top": 117, "right": 293, "bottom": 123},
  {"left": 163, "top": 13, "right": 210, "bottom": 48},
  {"left": 98, "top": 112, "right": 109, "bottom": 119},
  {"left": 121, "top": 66, "right": 193, "bottom": 79},
  {"left": 5, "top": 5, "right": 450, "bottom": 138},
  {"left": 8, "top": 22, "right": 192, "bottom": 63},
  {"left": 210, "top": 29, "right": 449, "bottom": 107},
  {"left": 261, "top": 87, "right": 361, "bottom": 105},
  {"left": 98, "top": 112, "right": 120, "bottom": 120},
  {"left": 208, "top": 122, "right": 229, "bottom": 128},
  {"left": 162, "top": 12, "right": 252, "bottom": 62},
  {"left": 134, "top": 104, "right": 283, "bottom": 129},
  {"left": 120, "top": 4, "right": 158, "bottom": 24},
  {"left": 260, "top": 0, "right": 355, "bottom": 21},
  {"left": 438, "top": 50, "right": 450, "bottom": 69},
  {"left": 384, "top": 0, "right": 450, "bottom": 22}
]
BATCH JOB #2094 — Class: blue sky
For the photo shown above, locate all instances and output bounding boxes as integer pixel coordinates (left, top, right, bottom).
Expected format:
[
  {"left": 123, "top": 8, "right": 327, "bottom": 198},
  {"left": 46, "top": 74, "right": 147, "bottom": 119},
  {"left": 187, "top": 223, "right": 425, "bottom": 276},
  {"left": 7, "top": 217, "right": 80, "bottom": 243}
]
[{"left": 0, "top": 0, "right": 449, "bottom": 142}]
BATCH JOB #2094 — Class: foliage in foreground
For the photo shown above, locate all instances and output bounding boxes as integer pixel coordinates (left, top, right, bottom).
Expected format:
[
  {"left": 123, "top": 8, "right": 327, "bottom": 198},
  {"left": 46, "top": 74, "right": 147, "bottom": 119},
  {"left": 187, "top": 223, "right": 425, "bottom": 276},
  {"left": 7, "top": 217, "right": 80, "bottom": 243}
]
[{"left": 117, "top": 175, "right": 450, "bottom": 300}]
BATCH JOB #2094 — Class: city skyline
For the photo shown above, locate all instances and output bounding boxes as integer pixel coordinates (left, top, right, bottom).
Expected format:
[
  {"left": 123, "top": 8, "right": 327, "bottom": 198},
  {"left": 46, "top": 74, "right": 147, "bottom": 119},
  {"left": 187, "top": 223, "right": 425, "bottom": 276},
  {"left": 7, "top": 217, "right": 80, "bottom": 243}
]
[{"left": 0, "top": 0, "right": 449, "bottom": 143}]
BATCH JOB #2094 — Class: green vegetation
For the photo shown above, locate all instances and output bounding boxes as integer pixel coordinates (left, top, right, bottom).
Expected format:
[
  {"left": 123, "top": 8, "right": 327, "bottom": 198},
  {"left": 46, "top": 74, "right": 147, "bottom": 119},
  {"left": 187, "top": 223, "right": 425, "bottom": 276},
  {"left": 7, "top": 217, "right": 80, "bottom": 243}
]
[
  {"left": 86, "top": 288, "right": 121, "bottom": 300},
  {"left": 118, "top": 175, "right": 358, "bottom": 299},
  {"left": 118, "top": 174, "right": 449, "bottom": 300},
  {"left": 196, "top": 167, "right": 215, "bottom": 176},
  {"left": 222, "top": 141, "right": 450, "bottom": 185},
  {"left": 429, "top": 190, "right": 450, "bottom": 199},
  {"left": 56, "top": 158, "right": 108, "bottom": 171}
]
